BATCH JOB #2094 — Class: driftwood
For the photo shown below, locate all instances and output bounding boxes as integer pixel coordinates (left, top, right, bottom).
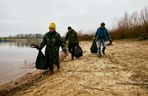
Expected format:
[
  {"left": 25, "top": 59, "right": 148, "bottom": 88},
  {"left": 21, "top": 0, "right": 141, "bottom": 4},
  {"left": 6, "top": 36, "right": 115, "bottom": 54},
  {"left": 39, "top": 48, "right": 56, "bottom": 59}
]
[
  {"left": 66, "top": 70, "right": 101, "bottom": 73},
  {"left": 116, "top": 81, "right": 148, "bottom": 86},
  {"left": 79, "top": 84, "right": 119, "bottom": 96}
]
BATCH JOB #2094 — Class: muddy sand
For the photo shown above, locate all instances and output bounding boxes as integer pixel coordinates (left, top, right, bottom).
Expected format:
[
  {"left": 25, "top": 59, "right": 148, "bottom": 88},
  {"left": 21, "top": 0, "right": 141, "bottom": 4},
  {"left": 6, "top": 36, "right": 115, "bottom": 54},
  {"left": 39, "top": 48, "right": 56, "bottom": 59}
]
[{"left": 0, "top": 39, "right": 148, "bottom": 96}]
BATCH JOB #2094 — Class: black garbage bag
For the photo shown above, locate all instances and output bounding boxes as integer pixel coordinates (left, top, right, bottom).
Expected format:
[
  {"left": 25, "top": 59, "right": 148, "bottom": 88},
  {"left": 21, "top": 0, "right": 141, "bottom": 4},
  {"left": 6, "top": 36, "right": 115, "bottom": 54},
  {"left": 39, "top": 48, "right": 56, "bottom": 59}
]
[
  {"left": 106, "top": 40, "right": 112, "bottom": 46},
  {"left": 74, "top": 45, "right": 83, "bottom": 58},
  {"left": 35, "top": 50, "right": 48, "bottom": 70},
  {"left": 90, "top": 39, "right": 97, "bottom": 53}
]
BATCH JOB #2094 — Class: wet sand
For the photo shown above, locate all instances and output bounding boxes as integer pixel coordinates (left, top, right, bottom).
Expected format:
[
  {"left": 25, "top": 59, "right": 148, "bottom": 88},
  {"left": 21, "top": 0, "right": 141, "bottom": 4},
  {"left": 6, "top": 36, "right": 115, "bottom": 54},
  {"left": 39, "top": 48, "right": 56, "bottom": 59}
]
[{"left": 0, "top": 40, "right": 148, "bottom": 96}]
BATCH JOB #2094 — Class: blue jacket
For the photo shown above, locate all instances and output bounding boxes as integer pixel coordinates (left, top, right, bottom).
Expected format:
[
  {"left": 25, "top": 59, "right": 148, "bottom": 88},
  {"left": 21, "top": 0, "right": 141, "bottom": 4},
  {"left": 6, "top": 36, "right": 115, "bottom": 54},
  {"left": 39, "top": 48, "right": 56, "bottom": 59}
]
[{"left": 95, "top": 27, "right": 111, "bottom": 41}]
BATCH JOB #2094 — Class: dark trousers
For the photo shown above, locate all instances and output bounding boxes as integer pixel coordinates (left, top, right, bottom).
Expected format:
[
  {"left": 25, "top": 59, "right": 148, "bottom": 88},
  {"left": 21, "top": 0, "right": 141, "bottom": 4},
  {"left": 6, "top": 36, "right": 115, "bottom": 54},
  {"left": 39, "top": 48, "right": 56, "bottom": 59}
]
[
  {"left": 45, "top": 52, "right": 60, "bottom": 71},
  {"left": 68, "top": 43, "right": 78, "bottom": 59}
]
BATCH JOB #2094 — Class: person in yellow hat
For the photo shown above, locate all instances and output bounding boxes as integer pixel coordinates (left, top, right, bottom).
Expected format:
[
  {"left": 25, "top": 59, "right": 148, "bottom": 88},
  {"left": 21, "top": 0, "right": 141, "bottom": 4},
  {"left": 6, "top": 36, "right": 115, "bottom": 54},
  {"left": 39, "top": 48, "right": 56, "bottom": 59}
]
[
  {"left": 38, "top": 22, "right": 66, "bottom": 75},
  {"left": 49, "top": 22, "right": 56, "bottom": 32}
]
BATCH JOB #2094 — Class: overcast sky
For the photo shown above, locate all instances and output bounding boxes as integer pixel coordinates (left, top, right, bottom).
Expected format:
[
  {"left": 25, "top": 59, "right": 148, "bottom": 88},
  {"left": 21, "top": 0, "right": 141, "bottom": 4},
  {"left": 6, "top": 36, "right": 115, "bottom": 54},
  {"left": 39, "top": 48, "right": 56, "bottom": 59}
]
[{"left": 0, "top": 0, "right": 148, "bottom": 37}]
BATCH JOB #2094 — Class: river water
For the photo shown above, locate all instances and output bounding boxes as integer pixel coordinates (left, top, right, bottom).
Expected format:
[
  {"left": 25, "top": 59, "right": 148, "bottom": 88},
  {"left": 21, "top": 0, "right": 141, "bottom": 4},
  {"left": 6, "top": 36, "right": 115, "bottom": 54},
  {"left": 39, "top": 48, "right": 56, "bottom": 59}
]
[{"left": 0, "top": 41, "right": 39, "bottom": 84}]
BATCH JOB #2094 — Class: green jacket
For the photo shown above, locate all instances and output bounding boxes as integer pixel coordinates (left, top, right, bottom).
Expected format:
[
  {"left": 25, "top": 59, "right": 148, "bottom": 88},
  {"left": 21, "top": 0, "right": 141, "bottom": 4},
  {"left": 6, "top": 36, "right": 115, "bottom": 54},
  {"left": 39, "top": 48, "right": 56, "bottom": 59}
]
[
  {"left": 40, "top": 31, "right": 64, "bottom": 65},
  {"left": 65, "top": 29, "right": 79, "bottom": 44}
]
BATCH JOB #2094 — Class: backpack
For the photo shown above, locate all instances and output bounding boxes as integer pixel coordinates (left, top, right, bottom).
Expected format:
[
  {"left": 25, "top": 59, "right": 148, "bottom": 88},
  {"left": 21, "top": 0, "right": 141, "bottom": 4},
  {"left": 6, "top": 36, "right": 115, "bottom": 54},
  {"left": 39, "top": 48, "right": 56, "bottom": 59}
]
[
  {"left": 90, "top": 39, "right": 97, "bottom": 53},
  {"left": 74, "top": 45, "right": 83, "bottom": 58}
]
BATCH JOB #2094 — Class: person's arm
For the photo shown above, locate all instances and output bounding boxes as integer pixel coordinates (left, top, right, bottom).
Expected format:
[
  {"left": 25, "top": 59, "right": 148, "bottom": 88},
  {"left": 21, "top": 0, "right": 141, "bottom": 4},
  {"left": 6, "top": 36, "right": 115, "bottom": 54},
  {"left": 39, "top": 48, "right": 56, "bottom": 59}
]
[
  {"left": 74, "top": 31, "right": 79, "bottom": 44},
  {"left": 39, "top": 34, "right": 47, "bottom": 50},
  {"left": 94, "top": 28, "right": 99, "bottom": 40},
  {"left": 57, "top": 33, "right": 66, "bottom": 53},
  {"left": 105, "top": 28, "right": 111, "bottom": 40},
  {"left": 105, "top": 28, "right": 112, "bottom": 44},
  {"left": 65, "top": 32, "right": 68, "bottom": 42}
]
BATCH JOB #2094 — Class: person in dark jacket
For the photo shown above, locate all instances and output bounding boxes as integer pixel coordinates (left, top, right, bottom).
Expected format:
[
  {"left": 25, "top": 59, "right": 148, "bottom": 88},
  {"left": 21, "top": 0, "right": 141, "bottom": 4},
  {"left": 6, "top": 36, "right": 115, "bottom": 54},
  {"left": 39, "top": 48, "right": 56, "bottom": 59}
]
[
  {"left": 65, "top": 26, "right": 79, "bottom": 60},
  {"left": 38, "top": 22, "right": 66, "bottom": 75},
  {"left": 95, "top": 22, "right": 112, "bottom": 57}
]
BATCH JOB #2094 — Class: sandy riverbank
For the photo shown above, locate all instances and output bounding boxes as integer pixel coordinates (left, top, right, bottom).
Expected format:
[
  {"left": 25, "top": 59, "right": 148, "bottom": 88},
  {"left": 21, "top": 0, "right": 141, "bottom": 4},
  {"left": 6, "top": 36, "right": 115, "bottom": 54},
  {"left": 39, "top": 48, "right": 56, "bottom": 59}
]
[{"left": 0, "top": 40, "right": 148, "bottom": 96}]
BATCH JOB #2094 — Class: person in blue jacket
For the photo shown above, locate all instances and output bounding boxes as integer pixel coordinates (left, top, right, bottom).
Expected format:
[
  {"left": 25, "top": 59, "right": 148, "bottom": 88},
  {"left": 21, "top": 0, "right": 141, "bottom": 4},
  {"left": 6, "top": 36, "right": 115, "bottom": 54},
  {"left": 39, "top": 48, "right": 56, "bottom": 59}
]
[{"left": 95, "top": 22, "right": 112, "bottom": 57}]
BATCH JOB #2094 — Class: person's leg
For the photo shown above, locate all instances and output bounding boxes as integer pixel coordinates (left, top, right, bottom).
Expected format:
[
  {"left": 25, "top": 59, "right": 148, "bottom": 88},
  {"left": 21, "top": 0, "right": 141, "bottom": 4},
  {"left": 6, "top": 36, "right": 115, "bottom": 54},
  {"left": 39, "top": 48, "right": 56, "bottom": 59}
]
[
  {"left": 55, "top": 55, "right": 60, "bottom": 70},
  {"left": 49, "top": 63, "right": 54, "bottom": 75},
  {"left": 57, "top": 63, "right": 60, "bottom": 69},
  {"left": 56, "top": 54, "right": 60, "bottom": 70},
  {"left": 45, "top": 51, "right": 53, "bottom": 75},
  {"left": 68, "top": 43, "right": 72, "bottom": 53},
  {"left": 71, "top": 44, "right": 76, "bottom": 60},
  {"left": 102, "top": 40, "right": 106, "bottom": 55},
  {"left": 45, "top": 51, "right": 49, "bottom": 69},
  {"left": 48, "top": 52, "right": 54, "bottom": 75},
  {"left": 98, "top": 40, "right": 102, "bottom": 57},
  {"left": 68, "top": 43, "right": 74, "bottom": 60}
]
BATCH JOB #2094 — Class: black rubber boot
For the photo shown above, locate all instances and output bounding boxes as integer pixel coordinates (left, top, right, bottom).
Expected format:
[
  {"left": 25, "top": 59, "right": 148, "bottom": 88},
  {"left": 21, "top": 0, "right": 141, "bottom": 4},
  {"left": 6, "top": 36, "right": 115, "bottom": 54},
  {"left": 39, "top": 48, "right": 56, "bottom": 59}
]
[
  {"left": 57, "top": 64, "right": 60, "bottom": 70},
  {"left": 98, "top": 52, "right": 102, "bottom": 57},
  {"left": 48, "top": 69, "right": 54, "bottom": 75},
  {"left": 49, "top": 64, "right": 54, "bottom": 75},
  {"left": 102, "top": 47, "right": 106, "bottom": 55},
  {"left": 71, "top": 56, "right": 74, "bottom": 60}
]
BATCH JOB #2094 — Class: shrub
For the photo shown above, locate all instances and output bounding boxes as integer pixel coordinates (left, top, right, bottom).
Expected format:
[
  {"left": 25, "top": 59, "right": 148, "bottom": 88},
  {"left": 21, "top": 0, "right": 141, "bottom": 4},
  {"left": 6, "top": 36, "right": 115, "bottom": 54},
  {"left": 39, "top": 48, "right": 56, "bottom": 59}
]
[{"left": 110, "top": 7, "right": 148, "bottom": 40}]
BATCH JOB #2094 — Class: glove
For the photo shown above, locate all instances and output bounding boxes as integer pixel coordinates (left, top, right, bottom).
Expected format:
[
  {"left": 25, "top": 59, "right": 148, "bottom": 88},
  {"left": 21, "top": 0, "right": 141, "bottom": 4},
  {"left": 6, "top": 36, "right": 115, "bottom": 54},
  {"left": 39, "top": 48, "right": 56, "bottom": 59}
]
[
  {"left": 36, "top": 46, "right": 41, "bottom": 50},
  {"left": 31, "top": 44, "right": 40, "bottom": 50},
  {"left": 93, "top": 37, "right": 96, "bottom": 41},
  {"left": 63, "top": 48, "right": 67, "bottom": 54}
]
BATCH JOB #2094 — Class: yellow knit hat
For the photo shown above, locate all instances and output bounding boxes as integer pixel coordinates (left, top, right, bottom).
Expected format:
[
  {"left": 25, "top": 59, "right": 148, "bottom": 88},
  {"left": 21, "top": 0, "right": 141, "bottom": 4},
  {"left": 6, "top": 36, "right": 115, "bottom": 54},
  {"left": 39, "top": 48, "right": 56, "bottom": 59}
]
[{"left": 49, "top": 22, "right": 56, "bottom": 30}]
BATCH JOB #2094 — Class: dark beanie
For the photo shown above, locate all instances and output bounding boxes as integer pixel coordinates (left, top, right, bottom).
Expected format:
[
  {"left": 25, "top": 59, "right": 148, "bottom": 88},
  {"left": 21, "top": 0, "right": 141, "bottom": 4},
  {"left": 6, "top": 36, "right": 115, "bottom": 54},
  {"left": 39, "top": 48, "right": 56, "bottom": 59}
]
[
  {"left": 68, "top": 26, "right": 72, "bottom": 30},
  {"left": 101, "top": 22, "right": 105, "bottom": 26}
]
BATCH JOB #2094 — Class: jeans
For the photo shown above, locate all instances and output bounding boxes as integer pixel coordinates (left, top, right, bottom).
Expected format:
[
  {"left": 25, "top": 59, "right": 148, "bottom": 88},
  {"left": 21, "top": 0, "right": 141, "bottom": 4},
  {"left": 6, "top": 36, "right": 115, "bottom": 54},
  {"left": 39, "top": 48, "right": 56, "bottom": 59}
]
[{"left": 97, "top": 39, "right": 106, "bottom": 54}]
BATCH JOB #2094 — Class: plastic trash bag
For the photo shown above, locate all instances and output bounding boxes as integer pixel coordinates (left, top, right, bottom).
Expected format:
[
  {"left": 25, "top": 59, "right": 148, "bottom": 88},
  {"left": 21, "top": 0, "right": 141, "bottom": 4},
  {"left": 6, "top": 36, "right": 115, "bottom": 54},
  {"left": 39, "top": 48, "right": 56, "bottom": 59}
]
[
  {"left": 90, "top": 39, "right": 97, "bottom": 53},
  {"left": 74, "top": 45, "right": 83, "bottom": 58},
  {"left": 35, "top": 50, "right": 48, "bottom": 70}
]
